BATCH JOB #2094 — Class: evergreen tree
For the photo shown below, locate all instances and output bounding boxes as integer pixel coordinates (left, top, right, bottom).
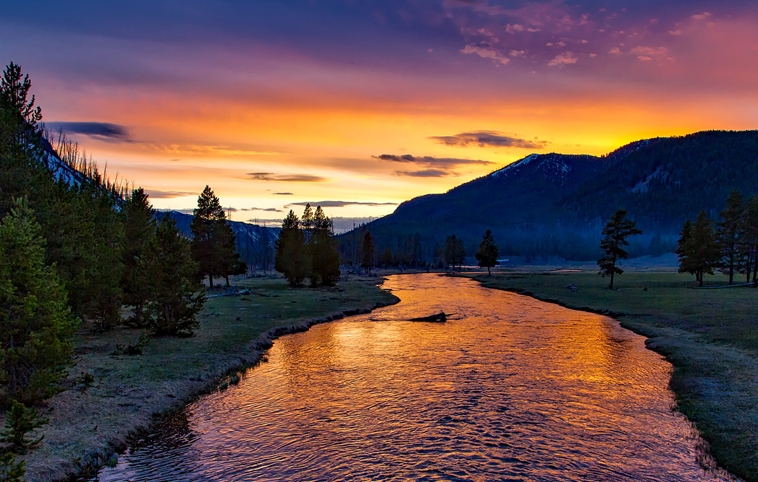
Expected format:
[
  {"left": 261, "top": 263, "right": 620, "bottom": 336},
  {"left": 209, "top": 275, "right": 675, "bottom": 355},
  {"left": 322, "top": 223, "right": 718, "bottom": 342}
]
[
  {"left": 475, "top": 229, "right": 499, "bottom": 276},
  {"left": 275, "top": 210, "right": 308, "bottom": 287},
  {"left": 0, "top": 62, "right": 42, "bottom": 148},
  {"left": 597, "top": 209, "right": 642, "bottom": 289},
  {"left": 121, "top": 188, "right": 156, "bottom": 326},
  {"left": 717, "top": 190, "right": 745, "bottom": 284},
  {"left": 0, "top": 452, "right": 25, "bottom": 481},
  {"left": 444, "top": 235, "right": 458, "bottom": 269},
  {"left": 741, "top": 196, "right": 758, "bottom": 285},
  {"left": 190, "top": 186, "right": 240, "bottom": 287},
  {"left": 82, "top": 181, "right": 125, "bottom": 329},
  {"left": 0, "top": 62, "right": 47, "bottom": 220},
  {"left": 0, "top": 400, "right": 46, "bottom": 453},
  {"left": 0, "top": 199, "right": 78, "bottom": 405},
  {"left": 361, "top": 230, "right": 375, "bottom": 274},
  {"left": 456, "top": 237, "right": 466, "bottom": 268},
  {"left": 687, "top": 211, "right": 721, "bottom": 287},
  {"left": 217, "top": 220, "right": 244, "bottom": 286},
  {"left": 308, "top": 206, "right": 340, "bottom": 286},
  {"left": 676, "top": 220, "right": 694, "bottom": 276},
  {"left": 146, "top": 218, "right": 205, "bottom": 336},
  {"left": 301, "top": 203, "right": 314, "bottom": 242}
]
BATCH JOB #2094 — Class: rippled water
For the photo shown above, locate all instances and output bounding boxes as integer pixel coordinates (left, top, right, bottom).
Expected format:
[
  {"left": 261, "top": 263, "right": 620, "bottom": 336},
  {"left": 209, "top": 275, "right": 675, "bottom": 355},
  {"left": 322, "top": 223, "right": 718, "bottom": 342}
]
[{"left": 97, "top": 274, "right": 733, "bottom": 481}]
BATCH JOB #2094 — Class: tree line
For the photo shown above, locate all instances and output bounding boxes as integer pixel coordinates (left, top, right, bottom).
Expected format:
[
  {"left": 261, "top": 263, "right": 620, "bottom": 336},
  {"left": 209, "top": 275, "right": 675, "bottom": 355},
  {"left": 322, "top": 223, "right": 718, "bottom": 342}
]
[
  {"left": 0, "top": 63, "right": 246, "bottom": 476},
  {"left": 275, "top": 204, "right": 341, "bottom": 287},
  {"left": 676, "top": 190, "right": 758, "bottom": 286}
]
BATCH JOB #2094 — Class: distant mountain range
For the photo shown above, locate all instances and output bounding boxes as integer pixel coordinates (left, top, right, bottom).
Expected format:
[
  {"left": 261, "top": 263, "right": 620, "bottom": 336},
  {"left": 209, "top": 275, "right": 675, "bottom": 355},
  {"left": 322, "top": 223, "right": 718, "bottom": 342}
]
[{"left": 348, "top": 130, "right": 758, "bottom": 261}]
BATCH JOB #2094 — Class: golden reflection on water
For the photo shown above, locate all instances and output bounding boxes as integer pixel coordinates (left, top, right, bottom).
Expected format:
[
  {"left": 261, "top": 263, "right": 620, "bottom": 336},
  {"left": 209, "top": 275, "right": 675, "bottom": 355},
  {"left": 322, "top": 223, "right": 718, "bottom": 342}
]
[{"left": 98, "top": 274, "right": 735, "bottom": 481}]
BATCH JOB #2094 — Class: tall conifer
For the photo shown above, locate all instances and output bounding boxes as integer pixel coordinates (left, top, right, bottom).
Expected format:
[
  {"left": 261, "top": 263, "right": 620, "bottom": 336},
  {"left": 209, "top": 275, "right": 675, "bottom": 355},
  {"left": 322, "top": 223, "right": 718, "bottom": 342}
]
[{"left": 0, "top": 199, "right": 78, "bottom": 404}]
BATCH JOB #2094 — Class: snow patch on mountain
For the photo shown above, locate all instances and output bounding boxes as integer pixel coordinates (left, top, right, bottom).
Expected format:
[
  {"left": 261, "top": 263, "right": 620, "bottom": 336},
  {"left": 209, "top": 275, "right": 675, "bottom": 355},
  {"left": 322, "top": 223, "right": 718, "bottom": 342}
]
[{"left": 490, "top": 153, "right": 540, "bottom": 178}]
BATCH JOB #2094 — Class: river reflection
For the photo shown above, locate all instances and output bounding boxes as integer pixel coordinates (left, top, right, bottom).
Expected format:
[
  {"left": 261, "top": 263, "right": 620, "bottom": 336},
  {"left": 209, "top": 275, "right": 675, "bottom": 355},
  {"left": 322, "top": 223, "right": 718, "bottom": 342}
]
[{"left": 97, "top": 274, "right": 734, "bottom": 481}]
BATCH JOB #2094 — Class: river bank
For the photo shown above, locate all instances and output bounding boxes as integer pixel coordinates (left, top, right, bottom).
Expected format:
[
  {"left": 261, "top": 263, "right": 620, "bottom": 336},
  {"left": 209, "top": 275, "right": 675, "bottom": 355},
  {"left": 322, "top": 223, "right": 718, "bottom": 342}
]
[
  {"left": 463, "top": 270, "right": 758, "bottom": 482},
  {"left": 15, "top": 275, "right": 398, "bottom": 482}
]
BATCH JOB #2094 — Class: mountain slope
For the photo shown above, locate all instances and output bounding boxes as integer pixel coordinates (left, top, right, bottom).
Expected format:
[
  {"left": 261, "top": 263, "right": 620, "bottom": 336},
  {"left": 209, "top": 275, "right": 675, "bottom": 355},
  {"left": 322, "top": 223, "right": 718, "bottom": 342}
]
[{"left": 352, "top": 130, "right": 758, "bottom": 261}]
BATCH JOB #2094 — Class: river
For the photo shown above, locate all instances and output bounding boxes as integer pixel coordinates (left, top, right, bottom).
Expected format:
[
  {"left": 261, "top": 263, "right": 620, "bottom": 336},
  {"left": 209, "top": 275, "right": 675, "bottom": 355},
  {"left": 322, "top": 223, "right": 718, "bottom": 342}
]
[{"left": 96, "top": 274, "right": 733, "bottom": 481}]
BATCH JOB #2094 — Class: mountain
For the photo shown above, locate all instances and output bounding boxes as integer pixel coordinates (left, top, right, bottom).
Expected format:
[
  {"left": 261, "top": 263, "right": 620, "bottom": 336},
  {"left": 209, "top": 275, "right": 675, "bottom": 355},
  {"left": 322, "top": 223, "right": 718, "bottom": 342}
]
[{"left": 345, "top": 130, "right": 758, "bottom": 262}]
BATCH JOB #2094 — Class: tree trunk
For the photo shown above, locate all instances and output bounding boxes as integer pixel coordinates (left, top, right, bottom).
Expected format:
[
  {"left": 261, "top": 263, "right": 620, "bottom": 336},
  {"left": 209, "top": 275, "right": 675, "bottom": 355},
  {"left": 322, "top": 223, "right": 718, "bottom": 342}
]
[
  {"left": 208, "top": 274, "right": 214, "bottom": 288},
  {"left": 698, "top": 270, "right": 704, "bottom": 287},
  {"left": 487, "top": 266, "right": 491, "bottom": 276},
  {"left": 729, "top": 252, "right": 734, "bottom": 284},
  {"left": 608, "top": 256, "right": 616, "bottom": 289},
  {"left": 225, "top": 275, "right": 230, "bottom": 287}
]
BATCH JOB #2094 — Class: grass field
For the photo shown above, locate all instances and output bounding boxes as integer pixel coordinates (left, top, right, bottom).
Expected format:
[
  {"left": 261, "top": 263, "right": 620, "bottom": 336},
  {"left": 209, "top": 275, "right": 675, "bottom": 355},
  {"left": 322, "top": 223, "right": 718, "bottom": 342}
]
[
  {"left": 18, "top": 275, "right": 397, "bottom": 482},
  {"left": 465, "top": 269, "right": 758, "bottom": 481}
]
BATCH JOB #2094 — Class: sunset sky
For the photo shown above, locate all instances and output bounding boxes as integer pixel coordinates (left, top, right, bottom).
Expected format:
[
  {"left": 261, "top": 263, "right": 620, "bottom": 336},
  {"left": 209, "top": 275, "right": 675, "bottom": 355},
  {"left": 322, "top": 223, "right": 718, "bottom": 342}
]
[{"left": 1, "top": 1, "right": 757, "bottom": 226}]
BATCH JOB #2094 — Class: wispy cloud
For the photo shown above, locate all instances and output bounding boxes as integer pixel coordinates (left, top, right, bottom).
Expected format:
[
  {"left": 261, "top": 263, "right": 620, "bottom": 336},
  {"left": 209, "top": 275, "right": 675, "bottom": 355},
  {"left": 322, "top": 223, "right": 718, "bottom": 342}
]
[
  {"left": 286, "top": 200, "right": 398, "bottom": 208},
  {"left": 156, "top": 145, "right": 283, "bottom": 157},
  {"left": 430, "top": 131, "right": 548, "bottom": 149},
  {"left": 273, "top": 192, "right": 294, "bottom": 195},
  {"left": 248, "top": 172, "right": 328, "bottom": 182},
  {"left": 374, "top": 154, "right": 492, "bottom": 167},
  {"left": 144, "top": 189, "right": 197, "bottom": 199},
  {"left": 393, "top": 169, "right": 452, "bottom": 178},
  {"left": 46, "top": 121, "right": 131, "bottom": 141},
  {"left": 240, "top": 207, "right": 283, "bottom": 213}
]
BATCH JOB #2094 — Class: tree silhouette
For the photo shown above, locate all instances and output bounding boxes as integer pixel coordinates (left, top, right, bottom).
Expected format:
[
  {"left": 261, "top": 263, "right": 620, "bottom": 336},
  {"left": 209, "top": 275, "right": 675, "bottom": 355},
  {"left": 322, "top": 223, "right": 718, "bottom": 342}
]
[
  {"left": 597, "top": 209, "right": 642, "bottom": 289},
  {"left": 190, "top": 186, "right": 241, "bottom": 287},
  {"left": 717, "top": 190, "right": 744, "bottom": 285},
  {"left": 361, "top": 230, "right": 375, "bottom": 274},
  {"left": 275, "top": 210, "right": 308, "bottom": 287},
  {"left": 475, "top": 229, "right": 499, "bottom": 276}
]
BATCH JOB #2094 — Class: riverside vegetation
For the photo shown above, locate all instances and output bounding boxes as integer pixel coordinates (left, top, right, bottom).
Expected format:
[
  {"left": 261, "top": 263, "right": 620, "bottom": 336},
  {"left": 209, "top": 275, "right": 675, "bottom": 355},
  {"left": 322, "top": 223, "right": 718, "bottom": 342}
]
[
  {"left": 0, "top": 62, "right": 397, "bottom": 481},
  {"left": 467, "top": 269, "right": 758, "bottom": 481},
  {"left": 15, "top": 275, "right": 397, "bottom": 480}
]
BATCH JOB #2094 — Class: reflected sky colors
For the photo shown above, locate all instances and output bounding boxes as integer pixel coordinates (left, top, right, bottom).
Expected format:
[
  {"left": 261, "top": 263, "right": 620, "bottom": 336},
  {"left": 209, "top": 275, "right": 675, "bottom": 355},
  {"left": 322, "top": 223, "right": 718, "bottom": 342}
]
[{"left": 1, "top": 1, "right": 757, "bottom": 219}]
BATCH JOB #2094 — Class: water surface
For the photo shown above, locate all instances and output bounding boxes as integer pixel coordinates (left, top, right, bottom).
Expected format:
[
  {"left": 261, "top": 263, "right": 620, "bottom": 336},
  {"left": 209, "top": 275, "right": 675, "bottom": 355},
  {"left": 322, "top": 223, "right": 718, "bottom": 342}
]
[{"left": 98, "top": 274, "right": 732, "bottom": 481}]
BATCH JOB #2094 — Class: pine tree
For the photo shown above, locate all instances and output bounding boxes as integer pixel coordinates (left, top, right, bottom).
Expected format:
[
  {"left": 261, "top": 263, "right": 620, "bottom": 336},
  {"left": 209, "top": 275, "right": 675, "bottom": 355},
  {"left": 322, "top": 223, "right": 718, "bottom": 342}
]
[
  {"left": 0, "top": 62, "right": 42, "bottom": 148},
  {"left": 686, "top": 211, "right": 720, "bottom": 287},
  {"left": 146, "top": 218, "right": 205, "bottom": 336},
  {"left": 476, "top": 229, "right": 499, "bottom": 275},
  {"left": 308, "top": 206, "right": 340, "bottom": 286},
  {"left": 597, "top": 209, "right": 643, "bottom": 289},
  {"left": 0, "top": 452, "right": 25, "bottom": 481},
  {"left": 0, "top": 199, "right": 78, "bottom": 405},
  {"left": 121, "top": 188, "right": 156, "bottom": 326},
  {"left": 456, "top": 237, "right": 466, "bottom": 268},
  {"left": 741, "top": 196, "right": 758, "bottom": 285},
  {"left": 717, "top": 190, "right": 745, "bottom": 284},
  {"left": 361, "top": 231, "right": 375, "bottom": 274},
  {"left": 0, "top": 62, "right": 47, "bottom": 219},
  {"left": 0, "top": 400, "right": 46, "bottom": 453},
  {"left": 190, "top": 186, "right": 240, "bottom": 288},
  {"left": 275, "top": 210, "right": 308, "bottom": 287},
  {"left": 676, "top": 220, "right": 694, "bottom": 276},
  {"left": 444, "top": 235, "right": 458, "bottom": 269}
]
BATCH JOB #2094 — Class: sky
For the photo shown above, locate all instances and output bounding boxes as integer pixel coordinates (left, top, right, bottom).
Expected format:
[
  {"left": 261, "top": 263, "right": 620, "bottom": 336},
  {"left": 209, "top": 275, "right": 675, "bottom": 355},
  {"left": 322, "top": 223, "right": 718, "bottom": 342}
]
[{"left": 1, "top": 1, "right": 757, "bottom": 225}]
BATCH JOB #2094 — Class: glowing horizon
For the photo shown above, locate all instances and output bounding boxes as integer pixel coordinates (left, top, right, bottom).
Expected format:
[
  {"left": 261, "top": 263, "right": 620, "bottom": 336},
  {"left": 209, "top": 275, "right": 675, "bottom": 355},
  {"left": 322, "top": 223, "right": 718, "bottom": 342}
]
[{"left": 2, "top": 1, "right": 757, "bottom": 221}]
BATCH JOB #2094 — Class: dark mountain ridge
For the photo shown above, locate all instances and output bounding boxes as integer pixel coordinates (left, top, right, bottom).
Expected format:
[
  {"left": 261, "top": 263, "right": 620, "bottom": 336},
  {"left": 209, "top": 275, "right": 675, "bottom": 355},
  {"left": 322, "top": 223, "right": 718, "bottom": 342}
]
[{"left": 346, "top": 130, "right": 758, "bottom": 262}]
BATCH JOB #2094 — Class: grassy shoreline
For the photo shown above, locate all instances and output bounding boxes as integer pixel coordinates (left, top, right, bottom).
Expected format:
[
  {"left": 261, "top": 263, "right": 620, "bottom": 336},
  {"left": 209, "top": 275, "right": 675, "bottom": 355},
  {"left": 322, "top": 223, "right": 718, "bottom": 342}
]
[
  {"left": 462, "top": 269, "right": 758, "bottom": 482},
  {"left": 15, "top": 275, "right": 398, "bottom": 482}
]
